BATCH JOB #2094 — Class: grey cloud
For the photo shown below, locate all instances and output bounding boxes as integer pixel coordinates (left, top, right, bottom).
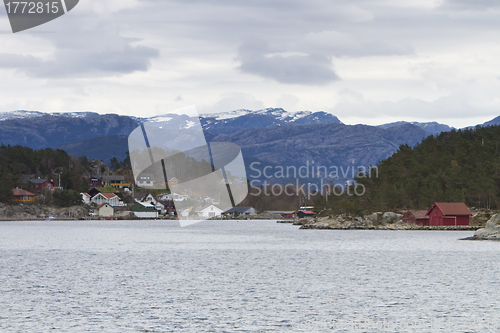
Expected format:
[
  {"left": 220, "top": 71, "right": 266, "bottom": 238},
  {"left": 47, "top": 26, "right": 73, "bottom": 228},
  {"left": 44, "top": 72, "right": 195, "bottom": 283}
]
[
  {"left": 0, "top": 54, "right": 41, "bottom": 68},
  {"left": 237, "top": 39, "right": 339, "bottom": 85},
  {"left": 441, "top": 0, "right": 500, "bottom": 10},
  {"left": 299, "top": 31, "right": 414, "bottom": 58},
  {"left": 0, "top": 45, "right": 158, "bottom": 78}
]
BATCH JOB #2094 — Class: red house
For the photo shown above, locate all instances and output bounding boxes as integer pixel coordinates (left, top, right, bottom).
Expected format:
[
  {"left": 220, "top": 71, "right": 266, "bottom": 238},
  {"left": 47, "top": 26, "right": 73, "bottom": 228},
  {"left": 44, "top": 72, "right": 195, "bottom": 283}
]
[
  {"left": 402, "top": 210, "right": 429, "bottom": 226},
  {"left": 425, "top": 202, "right": 472, "bottom": 226}
]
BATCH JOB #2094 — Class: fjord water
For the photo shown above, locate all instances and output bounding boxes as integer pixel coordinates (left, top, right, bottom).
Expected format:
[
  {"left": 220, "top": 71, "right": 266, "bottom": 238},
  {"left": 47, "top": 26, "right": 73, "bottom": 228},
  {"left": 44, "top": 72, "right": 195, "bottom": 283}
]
[{"left": 0, "top": 221, "right": 499, "bottom": 332}]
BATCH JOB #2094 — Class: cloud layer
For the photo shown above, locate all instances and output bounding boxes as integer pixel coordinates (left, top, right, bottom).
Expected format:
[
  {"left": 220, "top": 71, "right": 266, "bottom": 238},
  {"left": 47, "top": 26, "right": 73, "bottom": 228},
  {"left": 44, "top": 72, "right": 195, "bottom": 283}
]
[{"left": 0, "top": 0, "right": 499, "bottom": 127}]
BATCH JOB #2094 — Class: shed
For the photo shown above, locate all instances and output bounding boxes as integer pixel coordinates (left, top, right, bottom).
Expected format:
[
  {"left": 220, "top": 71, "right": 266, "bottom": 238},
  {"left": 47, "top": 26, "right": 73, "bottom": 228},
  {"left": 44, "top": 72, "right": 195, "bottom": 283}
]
[
  {"left": 402, "top": 210, "right": 429, "bottom": 226},
  {"left": 425, "top": 202, "right": 472, "bottom": 226},
  {"left": 267, "top": 211, "right": 296, "bottom": 219},
  {"left": 297, "top": 210, "right": 316, "bottom": 218},
  {"left": 96, "top": 203, "right": 114, "bottom": 217}
]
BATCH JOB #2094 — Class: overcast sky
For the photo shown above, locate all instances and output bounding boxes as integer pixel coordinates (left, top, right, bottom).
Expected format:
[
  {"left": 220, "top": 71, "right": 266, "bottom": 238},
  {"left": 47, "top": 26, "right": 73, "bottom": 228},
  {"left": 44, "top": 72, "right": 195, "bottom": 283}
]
[{"left": 0, "top": 0, "right": 499, "bottom": 127}]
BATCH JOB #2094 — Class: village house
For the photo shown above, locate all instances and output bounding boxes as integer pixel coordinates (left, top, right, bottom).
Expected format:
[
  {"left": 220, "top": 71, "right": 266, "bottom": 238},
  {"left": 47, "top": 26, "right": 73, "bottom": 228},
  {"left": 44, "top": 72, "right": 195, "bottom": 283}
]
[
  {"left": 267, "top": 211, "right": 296, "bottom": 219},
  {"left": 196, "top": 204, "right": 224, "bottom": 219},
  {"left": 402, "top": 210, "right": 429, "bottom": 226},
  {"left": 23, "top": 178, "right": 55, "bottom": 192},
  {"left": 81, "top": 192, "right": 91, "bottom": 205},
  {"left": 136, "top": 174, "right": 155, "bottom": 188},
  {"left": 297, "top": 210, "right": 316, "bottom": 218},
  {"left": 130, "top": 202, "right": 158, "bottom": 218},
  {"left": 88, "top": 175, "right": 130, "bottom": 188},
  {"left": 157, "top": 193, "right": 172, "bottom": 201},
  {"left": 91, "top": 192, "right": 121, "bottom": 206},
  {"left": 12, "top": 188, "right": 36, "bottom": 202},
  {"left": 96, "top": 203, "right": 114, "bottom": 217},
  {"left": 166, "top": 177, "right": 179, "bottom": 188},
  {"left": 225, "top": 206, "right": 257, "bottom": 216},
  {"left": 425, "top": 202, "right": 472, "bottom": 226},
  {"left": 172, "top": 192, "right": 188, "bottom": 202}
]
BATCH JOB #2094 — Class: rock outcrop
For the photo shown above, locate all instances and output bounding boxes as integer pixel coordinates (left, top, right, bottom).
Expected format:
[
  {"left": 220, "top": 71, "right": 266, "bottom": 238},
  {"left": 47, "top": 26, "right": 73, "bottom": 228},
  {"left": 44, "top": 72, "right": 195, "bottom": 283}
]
[
  {"left": 465, "top": 214, "right": 500, "bottom": 240},
  {"left": 0, "top": 203, "right": 89, "bottom": 220},
  {"left": 293, "top": 212, "right": 480, "bottom": 231}
]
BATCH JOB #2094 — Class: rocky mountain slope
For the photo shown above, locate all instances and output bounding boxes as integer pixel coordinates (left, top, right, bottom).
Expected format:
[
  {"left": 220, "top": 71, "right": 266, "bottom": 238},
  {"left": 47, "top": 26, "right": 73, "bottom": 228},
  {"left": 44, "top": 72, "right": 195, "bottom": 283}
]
[{"left": 0, "top": 108, "right": 488, "bottom": 182}]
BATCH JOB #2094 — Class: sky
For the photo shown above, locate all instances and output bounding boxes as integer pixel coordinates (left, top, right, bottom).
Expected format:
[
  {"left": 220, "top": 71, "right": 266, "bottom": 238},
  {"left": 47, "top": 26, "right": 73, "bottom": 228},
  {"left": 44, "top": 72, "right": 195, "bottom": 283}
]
[{"left": 0, "top": 0, "right": 499, "bottom": 128}]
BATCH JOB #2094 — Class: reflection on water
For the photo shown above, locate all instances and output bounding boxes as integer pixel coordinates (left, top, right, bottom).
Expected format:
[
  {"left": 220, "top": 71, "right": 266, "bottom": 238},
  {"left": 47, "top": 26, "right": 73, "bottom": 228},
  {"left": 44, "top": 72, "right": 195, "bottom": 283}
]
[{"left": 0, "top": 220, "right": 498, "bottom": 332}]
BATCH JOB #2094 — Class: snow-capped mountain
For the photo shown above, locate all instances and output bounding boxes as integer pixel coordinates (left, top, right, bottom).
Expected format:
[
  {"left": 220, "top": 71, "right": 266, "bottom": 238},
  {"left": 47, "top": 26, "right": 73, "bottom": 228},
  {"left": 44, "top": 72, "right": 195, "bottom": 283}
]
[
  {"left": 131, "top": 108, "right": 343, "bottom": 133},
  {"left": 377, "top": 121, "right": 453, "bottom": 135},
  {"left": 0, "top": 110, "right": 99, "bottom": 122},
  {"left": 199, "top": 108, "right": 342, "bottom": 134}
]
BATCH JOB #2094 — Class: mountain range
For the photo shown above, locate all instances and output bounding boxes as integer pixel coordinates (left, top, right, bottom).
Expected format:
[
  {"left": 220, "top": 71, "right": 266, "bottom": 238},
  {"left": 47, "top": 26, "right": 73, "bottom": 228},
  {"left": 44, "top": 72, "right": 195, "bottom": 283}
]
[{"left": 1, "top": 108, "right": 498, "bottom": 182}]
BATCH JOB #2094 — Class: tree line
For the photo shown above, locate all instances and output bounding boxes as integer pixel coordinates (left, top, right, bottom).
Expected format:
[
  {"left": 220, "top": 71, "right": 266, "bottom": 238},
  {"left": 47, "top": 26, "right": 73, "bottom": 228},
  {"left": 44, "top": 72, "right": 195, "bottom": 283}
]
[{"left": 314, "top": 125, "right": 500, "bottom": 215}]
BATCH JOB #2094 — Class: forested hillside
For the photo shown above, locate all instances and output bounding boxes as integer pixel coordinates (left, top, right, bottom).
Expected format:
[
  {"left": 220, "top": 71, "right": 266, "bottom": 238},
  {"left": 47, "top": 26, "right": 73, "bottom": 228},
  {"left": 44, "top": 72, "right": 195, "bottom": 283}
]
[
  {"left": 355, "top": 125, "right": 500, "bottom": 211},
  {"left": 0, "top": 145, "right": 90, "bottom": 202}
]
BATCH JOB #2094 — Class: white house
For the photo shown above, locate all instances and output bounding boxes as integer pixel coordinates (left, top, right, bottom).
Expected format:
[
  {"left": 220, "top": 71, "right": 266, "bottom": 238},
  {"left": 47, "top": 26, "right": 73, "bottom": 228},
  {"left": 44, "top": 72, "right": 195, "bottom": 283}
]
[
  {"left": 134, "top": 193, "right": 157, "bottom": 205},
  {"left": 131, "top": 202, "right": 158, "bottom": 218},
  {"left": 157, "top": 193, "right": 172, "bottom": 201},
  {"left": 91, "top": 193, "right": 121, "bottom": 206},
  {"left": 81, "top": 192, "right": 91, "bottom": 205},
  {"left": 172, "top": 192, "right": 189, "bottom": 202},
  {"left": 196, "top": 205, "right": 224, "bottom": 219},
  {"left": 136, "top": 174, "right": 155, "bottom": 188}
]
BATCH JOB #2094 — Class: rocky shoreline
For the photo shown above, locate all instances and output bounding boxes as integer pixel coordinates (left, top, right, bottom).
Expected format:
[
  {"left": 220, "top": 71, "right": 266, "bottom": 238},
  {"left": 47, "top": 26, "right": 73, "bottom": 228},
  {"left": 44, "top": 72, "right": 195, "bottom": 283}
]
[
  {"left": 462, "top": 214, "right": 500, "bottom": 240},
  {"left": 0, "top": 203, "right": 90, "bottom": 220},
  {"left": 281, "top": 212, "right": 482, "bottom": 231}
]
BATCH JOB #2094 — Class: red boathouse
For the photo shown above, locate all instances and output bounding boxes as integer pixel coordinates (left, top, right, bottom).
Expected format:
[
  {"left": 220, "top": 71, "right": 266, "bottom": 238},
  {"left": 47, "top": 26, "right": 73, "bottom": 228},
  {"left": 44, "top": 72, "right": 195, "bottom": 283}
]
[
  {"left": 402, "top": 210, "right": 429, "bottom": 226},
  {"left": 425, "top": 202, "right": 472, "bottom": 226}
]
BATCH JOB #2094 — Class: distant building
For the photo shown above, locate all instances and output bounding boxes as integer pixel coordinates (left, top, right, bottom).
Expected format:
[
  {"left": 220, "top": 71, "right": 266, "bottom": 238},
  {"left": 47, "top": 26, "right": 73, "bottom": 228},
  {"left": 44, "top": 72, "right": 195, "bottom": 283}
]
[
  {"left": 12, "top": 188, "right": 35, "bottom": 202},
  {"left": 402, "top": 210, "right": 429, "bottom": 226},
  {"left": 131, "top": 203, "right": 158, "bottom": 218},
  {"left": 166, "top": 177, "right": 179, "bottom": 188},
  {"left": 136, "top": 174, "right": 154, "bottom": 188},
  {"left": 425, "top": 202, "right": 472, "bottom": 226},
  {"left": 91, "top": 192, "right": 121, "bottom": 206},
  {"left": 196, "top": 205, "right": 224, "bottom": 219},
  {"left": 267, "top": 211, "right": 296, "bottom": 219},
  {"left": 24, "top": 178, "right": 55, "bottom": 192},
  {"left": 89, "top": 175, "right": 130, "bottom": 188},
  {"left": 297, "top": 210, "right": 316, "bottom": 218},
  {"left": 96, "top": 203, "right": 114, "bottom": 217},
  {"left": 81, "top": 192, "right": 91, "bottom": 205},
  {"left": 225, "top": 206, "right": 256, "bottom": 216}
]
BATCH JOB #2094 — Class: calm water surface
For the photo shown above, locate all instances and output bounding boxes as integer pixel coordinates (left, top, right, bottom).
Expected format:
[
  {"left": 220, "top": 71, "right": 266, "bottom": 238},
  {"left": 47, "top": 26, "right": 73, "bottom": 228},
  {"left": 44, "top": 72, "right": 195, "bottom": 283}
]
[{"left": 0, "top": 220, "right": 499, "bottom": 332}]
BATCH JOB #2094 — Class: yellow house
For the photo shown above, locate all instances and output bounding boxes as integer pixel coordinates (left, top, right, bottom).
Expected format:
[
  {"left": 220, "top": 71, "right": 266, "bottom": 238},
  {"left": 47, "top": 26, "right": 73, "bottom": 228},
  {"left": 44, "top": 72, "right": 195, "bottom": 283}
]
[
  {"left": 12, "top": 188, "right": 36, "bottom": 202},
  {"left": 166, "top": 177, "right": 179, "bottom": 188}
]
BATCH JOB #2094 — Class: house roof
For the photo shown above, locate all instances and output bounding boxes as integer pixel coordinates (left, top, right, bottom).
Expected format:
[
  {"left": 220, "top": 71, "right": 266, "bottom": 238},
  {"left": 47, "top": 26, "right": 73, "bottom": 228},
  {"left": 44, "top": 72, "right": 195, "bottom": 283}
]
[
  {"left": 99, "top": 192, "right": 118, "bottom": 199},
  {"left": 82, "top": 193, "right": 91, "bottom": 197},
  {"left": 130, "top": 203, "right": 157, "bottom": 212},
  {"left": 196, "top": 204, "right": 224, "bottom": 213},
  {"left": 24, "top": 178, "right": 51, "bottom": 184},
  {"left": 12, "top": 188, "right": 35, "bottom": 196},
  {"left": 96, "top": 203, "right": 113, "bottom": 210},
  {"left": 132, "top": 191, "right": 149, "bottom": 199},
  {"left": 407, "top": 210, "right": 429, "bottom": 219},
  {"left": 99, "top": 175, "right": 125, "bottom": 181},
  {"left": 426, "top": 202, "right": 472, "bottom": 216},
  {"left": 225, "top": 206, "right": 255, "bottom": 214}
]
